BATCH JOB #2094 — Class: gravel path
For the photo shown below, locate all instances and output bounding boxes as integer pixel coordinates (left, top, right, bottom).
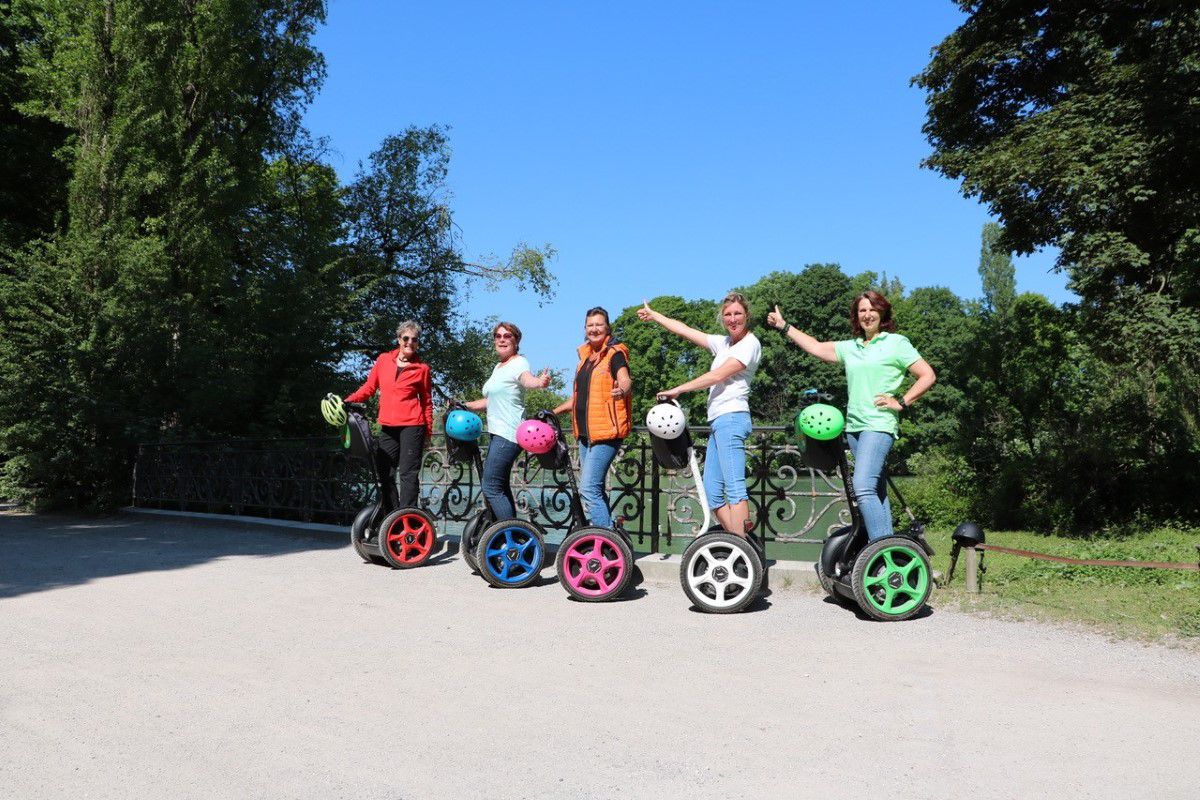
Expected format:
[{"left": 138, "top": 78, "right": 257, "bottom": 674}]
[{"left": 2, "top": 512, "right": 1198, "bottom": 800}]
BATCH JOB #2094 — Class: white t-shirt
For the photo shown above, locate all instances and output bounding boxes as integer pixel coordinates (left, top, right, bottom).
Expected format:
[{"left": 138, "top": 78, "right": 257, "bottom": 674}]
[
  {"left": 481, "top": 355, "right": 530, "bottom": 440},
  {"left": 704, "top": 332, "right": 761, "bottom": 421}
]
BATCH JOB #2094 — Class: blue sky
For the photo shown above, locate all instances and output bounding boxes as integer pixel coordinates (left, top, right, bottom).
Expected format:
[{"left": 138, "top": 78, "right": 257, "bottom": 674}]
[{"left": 304, "top": 0, "right": 1071, "bottom": 375}]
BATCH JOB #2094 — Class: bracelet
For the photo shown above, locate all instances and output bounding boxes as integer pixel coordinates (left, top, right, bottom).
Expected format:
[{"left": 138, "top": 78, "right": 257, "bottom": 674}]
[
  {"left": 781, "top": 323, "right": 792, "bottom": 335},
  {"left": 898, "top": 397, "right": 909, "bottom": 412}
]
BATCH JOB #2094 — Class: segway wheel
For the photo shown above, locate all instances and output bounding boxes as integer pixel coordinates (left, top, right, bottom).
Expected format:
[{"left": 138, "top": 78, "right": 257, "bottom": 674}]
[
  {"left": 851, "top": 536, "right": 932, "bottom": 622},
  {"left": 460, "top": 512, "right": 488, "bottom": 573},
  {"left": 350, "top": 503, "right": 388, "bottom": 566},
  {"left": 680, "top": 532, "right": 763, "bottom": 614},
  {"left": 815, "top": 562, "right": 837, "bottom": 598},
  {"left": 378, "top": 507, "right": 438, "bottom": 569},
  {"left": 476, "top": 520, "right": 546, "bottom": 589},
  {"left": 555, "top": 527, "right": 634, "bottom": 602}
]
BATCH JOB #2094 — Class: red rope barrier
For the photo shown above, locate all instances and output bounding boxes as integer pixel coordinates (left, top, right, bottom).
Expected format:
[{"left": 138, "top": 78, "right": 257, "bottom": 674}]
[{"left": 976, "top": 544, "right": 1200, "bottom": 571}]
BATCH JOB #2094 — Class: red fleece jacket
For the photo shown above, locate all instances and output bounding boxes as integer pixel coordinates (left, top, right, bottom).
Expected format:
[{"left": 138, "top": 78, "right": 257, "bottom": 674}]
[{"left": 345, "top": 350, "right": 434, "bottom": 434}]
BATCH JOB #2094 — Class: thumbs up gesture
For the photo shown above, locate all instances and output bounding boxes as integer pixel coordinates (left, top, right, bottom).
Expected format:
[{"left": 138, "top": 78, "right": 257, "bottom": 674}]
[
  {"left": 536, "top": 368, "right": 551, "bottom": 389},
  {"left": 766, "top": 304, "right": 787, "bottom": 331},
  {"left": 637, "top": 300, "right": 656, "bottom": 322}
]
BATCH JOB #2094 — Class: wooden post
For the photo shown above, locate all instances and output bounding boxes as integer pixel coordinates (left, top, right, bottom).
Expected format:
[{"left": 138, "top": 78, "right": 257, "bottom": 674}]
[{"left": 965, "top": 546, "right": 980, "bottom": 594}]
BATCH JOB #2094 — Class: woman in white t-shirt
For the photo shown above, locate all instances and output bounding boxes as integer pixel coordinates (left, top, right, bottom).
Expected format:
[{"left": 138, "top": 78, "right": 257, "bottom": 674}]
[
  {"left": 463, "top": 321, "right": 551, "bottom": 519},
  {"left": 638, "top": 291, "right": 762, "bottom": 537}
]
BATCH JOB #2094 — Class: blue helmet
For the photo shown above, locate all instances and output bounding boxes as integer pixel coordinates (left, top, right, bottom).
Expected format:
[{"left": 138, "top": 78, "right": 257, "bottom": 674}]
[{"left": 445, "top": 409, "right": 483, "bottom": 442}]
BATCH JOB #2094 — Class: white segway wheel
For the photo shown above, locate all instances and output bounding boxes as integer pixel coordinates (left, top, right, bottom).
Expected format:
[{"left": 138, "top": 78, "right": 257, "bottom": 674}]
[{"left": 680, "top": 532, "right": 764, "bottom": 614}]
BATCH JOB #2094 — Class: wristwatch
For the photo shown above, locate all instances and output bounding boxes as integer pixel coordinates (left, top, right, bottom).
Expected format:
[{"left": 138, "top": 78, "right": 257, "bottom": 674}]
[{"left": 897, "top": 397, "right": 909, "bottom": 412}]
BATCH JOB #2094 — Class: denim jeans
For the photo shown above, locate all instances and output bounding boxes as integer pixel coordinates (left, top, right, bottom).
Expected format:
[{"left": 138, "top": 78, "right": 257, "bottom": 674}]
[
  {"left": 482, "top": 434, "right": 521, "bottom": 519},
  {"left": 703, "top": 411, "right": 752, "bottom": 509},
  {"left": 577, "top": 439, "right": 620, "bottom": 527},
  {"left": 847, "top": 430, "right": 894, "bottom": 541}
]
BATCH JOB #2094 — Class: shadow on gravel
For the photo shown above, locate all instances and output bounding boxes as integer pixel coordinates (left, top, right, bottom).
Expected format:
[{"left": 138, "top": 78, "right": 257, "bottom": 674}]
[
  {"left": 687, "top": 593, "right": 774, "bottom": 614},
  {"left": 820, "top": 594, "right": 936, "bottom": 622},
  {"left": 0, "top": 512, "right": 344, "bottom": 600}
]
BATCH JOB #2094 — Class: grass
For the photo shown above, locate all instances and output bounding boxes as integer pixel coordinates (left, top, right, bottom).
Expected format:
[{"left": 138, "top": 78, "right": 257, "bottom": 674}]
[{"left": 924, "top": 527, "right": 1200, "bottom": 645}]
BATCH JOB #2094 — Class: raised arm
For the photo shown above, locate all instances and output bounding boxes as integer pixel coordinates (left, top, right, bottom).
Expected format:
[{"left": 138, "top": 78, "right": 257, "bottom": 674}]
[
  {"left": 765, "top": 305, "right": 838, "bottom": 364},
  {"left": 637, "top": 301, "right": 711, "bottom": 349}
]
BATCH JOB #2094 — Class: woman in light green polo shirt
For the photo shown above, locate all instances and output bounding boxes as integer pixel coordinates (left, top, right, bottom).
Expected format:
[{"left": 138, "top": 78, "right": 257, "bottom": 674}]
[{"left": 767, "top": 290, "right": 936, "bottom": 541}]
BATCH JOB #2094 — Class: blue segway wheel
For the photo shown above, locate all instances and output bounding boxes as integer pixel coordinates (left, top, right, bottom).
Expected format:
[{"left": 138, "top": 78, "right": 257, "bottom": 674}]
[{"left": 476, "top": 520, "right": 546, "bottom": 589}]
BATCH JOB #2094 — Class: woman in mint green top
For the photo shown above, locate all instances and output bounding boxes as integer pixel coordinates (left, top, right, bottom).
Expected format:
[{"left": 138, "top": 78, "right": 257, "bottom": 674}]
[
  {"left": 767, "top": 291, "right": 936, "bottom": 540},
  {"left": 463, "top": 321, "right": 552, "bottom": 519}
]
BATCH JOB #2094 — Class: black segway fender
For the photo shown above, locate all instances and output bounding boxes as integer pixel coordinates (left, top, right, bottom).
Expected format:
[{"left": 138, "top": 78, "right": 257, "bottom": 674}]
[{"left": 819, "top": 524, "right": 857, "bottom": 579}]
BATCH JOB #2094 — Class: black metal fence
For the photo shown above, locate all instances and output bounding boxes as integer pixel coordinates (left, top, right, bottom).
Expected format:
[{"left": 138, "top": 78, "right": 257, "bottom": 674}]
[{"left": 133, "top": 428, "right": 850, "bottom": 551}]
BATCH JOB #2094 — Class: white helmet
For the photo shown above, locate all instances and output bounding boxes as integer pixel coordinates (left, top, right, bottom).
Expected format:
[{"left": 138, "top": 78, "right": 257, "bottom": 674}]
[{"left": 645, "top": 402, "right": 686, "bottom": 440}]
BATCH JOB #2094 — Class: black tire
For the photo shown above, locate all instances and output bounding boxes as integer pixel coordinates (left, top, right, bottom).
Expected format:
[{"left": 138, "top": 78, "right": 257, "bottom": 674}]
[
  {"left": 850, "top": 536, "right": 933, "bottom": 622},
  {"left": 555, "top": 526, "right": 635, "bottom": 602},
  {"left": 377, "top": 507, "right": 438, "bottom": 569},
  {"left": 679, "top": 532, "right": 764, "bottom": 614},
  {"left": 475, "top": 519, "right": 547, "bottom": 589},
  {"left": 815, "top": 561, "right": 837, "bottom": 597},
  {"left": 460, "top": 511, "right": 489, "bottom": 573},
  {"left": 350, "top": 504, "right": 388, "bottom": 566}
]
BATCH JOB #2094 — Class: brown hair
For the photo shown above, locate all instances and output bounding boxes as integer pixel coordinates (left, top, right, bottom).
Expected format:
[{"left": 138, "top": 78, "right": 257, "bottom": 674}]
[
  {"left": 492, "top": 321, "right": 522, "bottom": 353},
  {"left": 849, "top": 291, "right": 898, "bottom": 338},
  {"left": 584, "top": 306, "right": 611, "bottom": 337}
]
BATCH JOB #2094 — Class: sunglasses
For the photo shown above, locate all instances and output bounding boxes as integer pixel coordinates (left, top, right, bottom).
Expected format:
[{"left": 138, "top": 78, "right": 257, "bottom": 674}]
[
  {"left": 399, "top": 335, "right": 420, "bottom": 343},
  {"left": 494, "top": 333, "right": 514, "bottom": 340}
]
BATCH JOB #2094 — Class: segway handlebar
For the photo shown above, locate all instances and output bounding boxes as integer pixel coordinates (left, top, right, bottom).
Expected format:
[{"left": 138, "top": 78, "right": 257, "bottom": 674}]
[{"left": 799, "top": 388, "right": 835, "bottom": 407}]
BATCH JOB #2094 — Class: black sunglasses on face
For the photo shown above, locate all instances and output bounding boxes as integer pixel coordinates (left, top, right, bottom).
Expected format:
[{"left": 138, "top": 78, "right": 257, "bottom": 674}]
[{"left": 400, "top": 335, "right": 419, "bottom": 343}]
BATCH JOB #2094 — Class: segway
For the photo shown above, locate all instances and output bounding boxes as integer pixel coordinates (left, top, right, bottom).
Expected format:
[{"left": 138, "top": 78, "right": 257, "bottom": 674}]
[
  {"left": 447, "top": 405, "right": 548, "bottom": 589},
  {"left": 321, "top": 394, "right": 438, "bottom": 569},
  {"left": 517, "top": 411, "right": 635, "bottom": 602},
  {"left": 800, "top": 390, "right": 934, "bottom": 622},
  {"left": 443, "top": 403, "right": 490, "bottom": 574},
  {"left": 645, "top": 399, "right": 768, "bottom": 614}
]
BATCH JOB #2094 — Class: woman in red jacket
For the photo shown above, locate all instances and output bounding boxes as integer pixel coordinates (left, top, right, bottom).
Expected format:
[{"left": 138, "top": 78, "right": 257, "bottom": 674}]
[{"left": 344, "top": 320, "right": 434, "bottom": 512}]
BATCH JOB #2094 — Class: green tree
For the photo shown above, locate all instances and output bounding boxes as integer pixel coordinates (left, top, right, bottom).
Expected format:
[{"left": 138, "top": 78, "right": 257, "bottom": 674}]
[
  {"left": 740, "top": 264, "right": 856, "bottom": 426},
  {"left": 915, "top": 3, "right": 1200, "bottom": 306},
  {"left": 0, "top": 2, "right": 67, "bottom": 253},
  {"left": 612, "top": 295, "right": 719, "bottom": 425},
  {"left": 339, "top": 126, "right": 557, "bottom": 403},
  {"left": 978, "top": 222, "right": 1015, "bottom": 319},
  {"left": 0, "top": 0, "right": 329, "bottom": 507}
]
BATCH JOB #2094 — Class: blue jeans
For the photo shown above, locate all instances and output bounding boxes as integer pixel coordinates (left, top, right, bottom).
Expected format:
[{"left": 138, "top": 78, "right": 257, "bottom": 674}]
[
  {"left": 703, "top": 411, "right": 752, "bottom": 509},
  {"left": 847, "top": 430, "right": 894, "bottom": 541},
  {"left": 482, "top": 434, "right": 521, "bottom": 519},
  {"left": 577, "top": 440, "right": 620, "bottom": 527}
]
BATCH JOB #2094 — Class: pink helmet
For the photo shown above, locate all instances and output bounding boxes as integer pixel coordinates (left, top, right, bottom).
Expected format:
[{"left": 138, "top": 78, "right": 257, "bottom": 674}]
[{"left": 516, "top": 419, "right": 557, "bottom": 454}]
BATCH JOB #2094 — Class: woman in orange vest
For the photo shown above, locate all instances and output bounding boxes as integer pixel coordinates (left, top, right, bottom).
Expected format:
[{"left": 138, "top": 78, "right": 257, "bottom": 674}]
[{"left": 553, "top": 307, "right": 633, "bottom": 527}]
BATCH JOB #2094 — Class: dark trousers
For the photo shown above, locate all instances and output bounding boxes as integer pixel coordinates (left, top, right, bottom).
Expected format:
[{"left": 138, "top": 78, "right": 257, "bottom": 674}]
[{"left": 375, "top": 425, "right": 425, "bottom": 512}]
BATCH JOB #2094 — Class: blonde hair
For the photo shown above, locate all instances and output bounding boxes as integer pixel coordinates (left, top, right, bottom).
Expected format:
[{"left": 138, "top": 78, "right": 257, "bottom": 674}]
[{"left": 718, "top": 291, "right": 751, "bottom": 324}]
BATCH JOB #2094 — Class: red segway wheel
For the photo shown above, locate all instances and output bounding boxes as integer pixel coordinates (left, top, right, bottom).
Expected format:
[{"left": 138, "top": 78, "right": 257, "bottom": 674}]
[{"left": 379, "top": 508, "right": 438, "bottom": 568}]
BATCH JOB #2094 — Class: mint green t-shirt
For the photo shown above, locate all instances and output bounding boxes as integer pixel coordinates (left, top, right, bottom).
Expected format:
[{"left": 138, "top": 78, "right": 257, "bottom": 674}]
[
  {"left": 834, "top": 332, "right": 921, "bottom": 436},
  {"left": 481, "top": 355, "right": 530, "bottom": 441}
]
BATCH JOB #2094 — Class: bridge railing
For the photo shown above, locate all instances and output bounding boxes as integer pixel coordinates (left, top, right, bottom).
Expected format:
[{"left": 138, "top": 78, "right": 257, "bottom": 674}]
[{"left": 132, "top": 428, "right": 850, "bottom": 551}]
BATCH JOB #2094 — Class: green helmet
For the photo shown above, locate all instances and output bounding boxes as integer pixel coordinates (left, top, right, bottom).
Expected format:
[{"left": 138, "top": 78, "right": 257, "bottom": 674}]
[
  {"left": 796, "top": 403, "right": 845, "bottom": 441},
  {"left": 320, "top": 393, "right": 347, "bottom": 427}
]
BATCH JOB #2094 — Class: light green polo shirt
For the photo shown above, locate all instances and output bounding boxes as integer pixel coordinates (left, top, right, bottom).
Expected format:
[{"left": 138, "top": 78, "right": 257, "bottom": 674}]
[{"left": 834, "top": 332, "right": 922, "bottom": 436}]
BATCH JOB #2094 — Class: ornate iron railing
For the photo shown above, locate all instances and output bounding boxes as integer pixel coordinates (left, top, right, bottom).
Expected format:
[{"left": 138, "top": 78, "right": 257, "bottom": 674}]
[{"left": 133, "top": 428, "right": 850, "bottom": 550}]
